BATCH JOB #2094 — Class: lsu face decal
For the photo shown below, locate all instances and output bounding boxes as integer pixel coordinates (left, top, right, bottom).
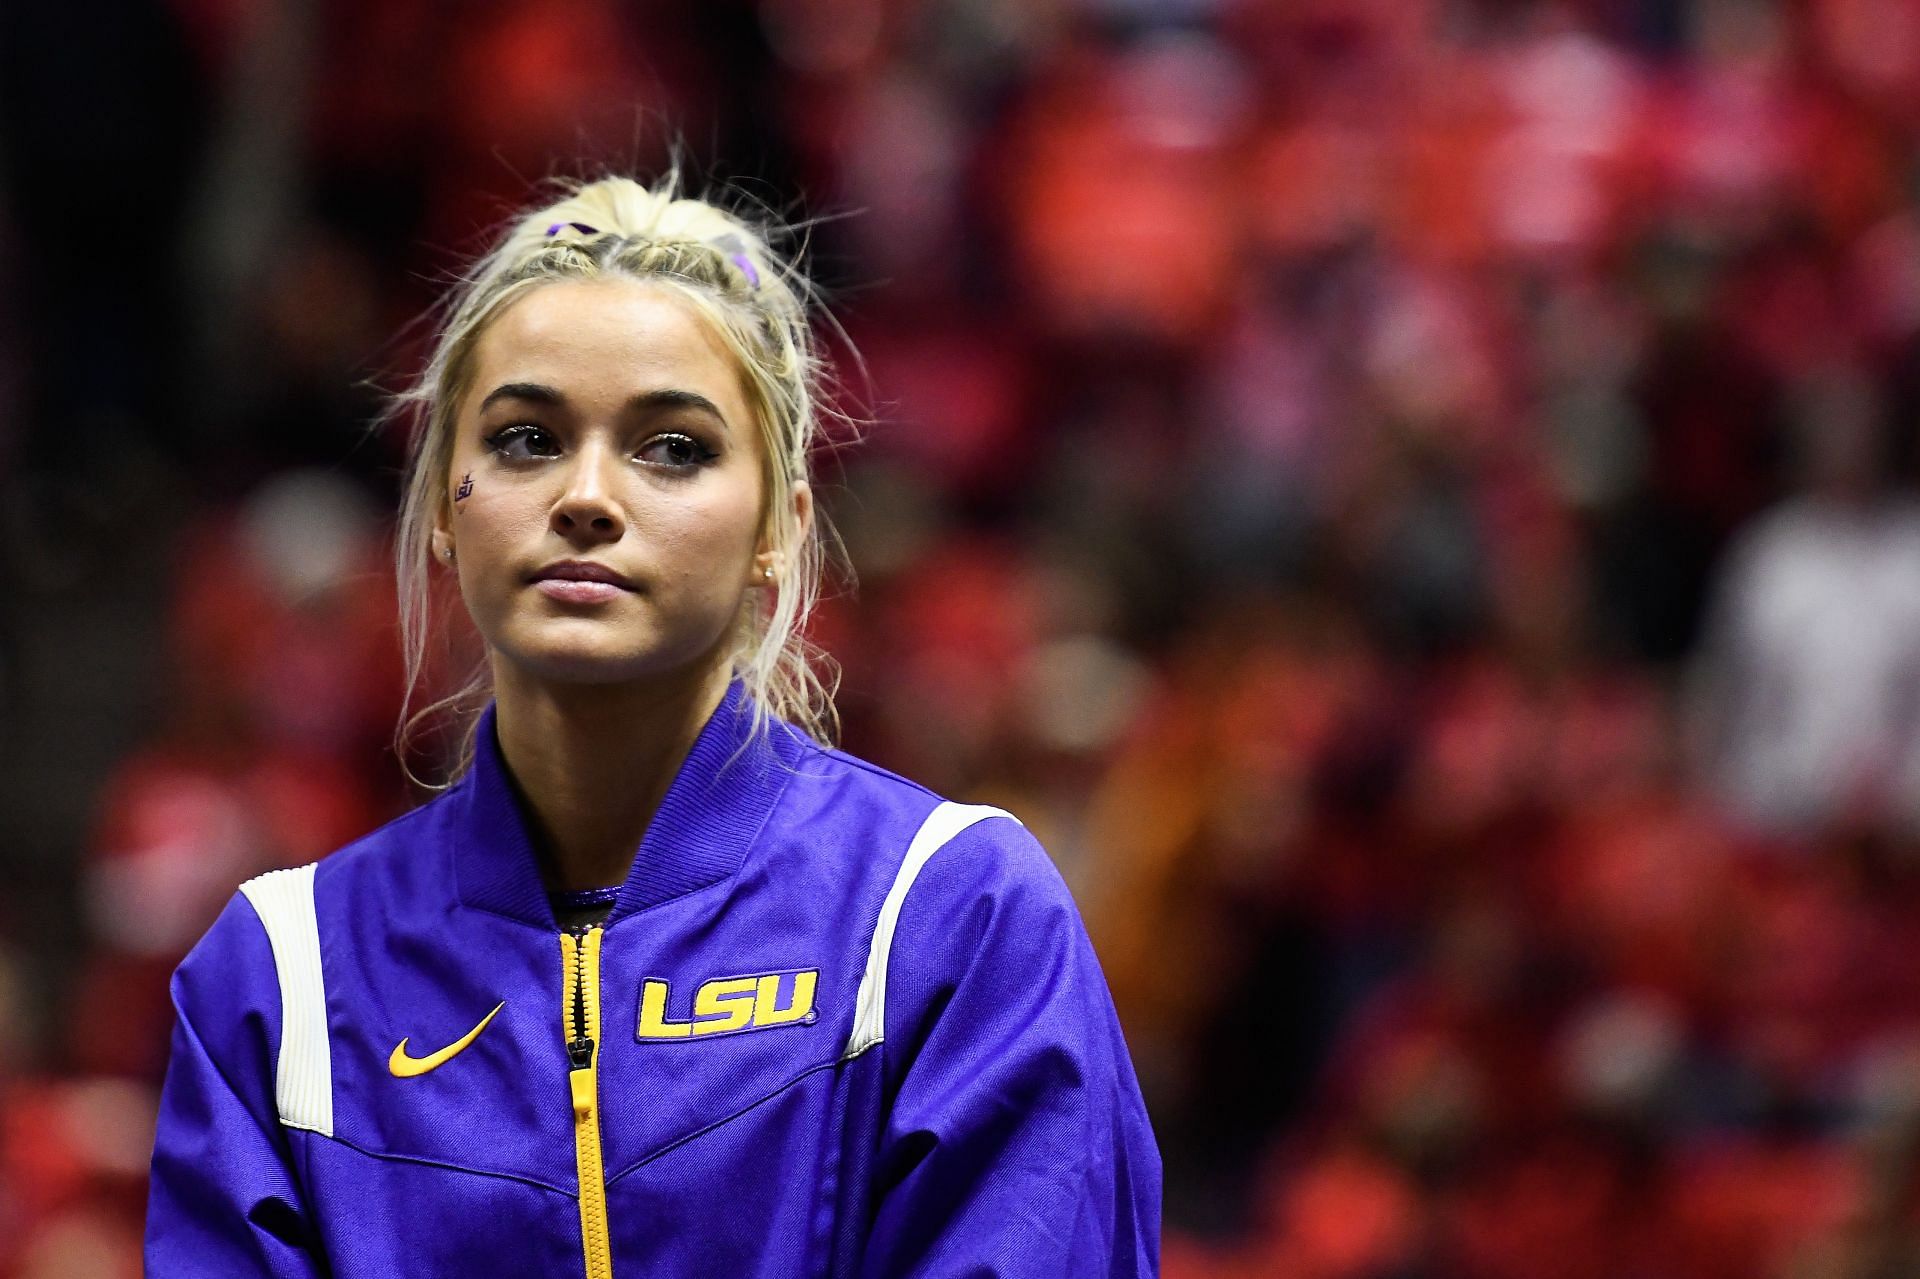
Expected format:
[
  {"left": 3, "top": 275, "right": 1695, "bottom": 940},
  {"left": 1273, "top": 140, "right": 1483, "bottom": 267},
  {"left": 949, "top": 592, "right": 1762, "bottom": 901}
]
[{"left": 637, "top": 967, "right": 818, "bottom": 1041}]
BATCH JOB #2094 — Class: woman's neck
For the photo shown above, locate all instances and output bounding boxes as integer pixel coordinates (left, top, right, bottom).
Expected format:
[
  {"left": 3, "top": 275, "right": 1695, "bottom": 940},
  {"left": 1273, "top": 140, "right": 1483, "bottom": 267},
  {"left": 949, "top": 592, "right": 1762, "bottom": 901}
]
[{"left": 489, "top": 658, "right": 734, "bottom": 894}]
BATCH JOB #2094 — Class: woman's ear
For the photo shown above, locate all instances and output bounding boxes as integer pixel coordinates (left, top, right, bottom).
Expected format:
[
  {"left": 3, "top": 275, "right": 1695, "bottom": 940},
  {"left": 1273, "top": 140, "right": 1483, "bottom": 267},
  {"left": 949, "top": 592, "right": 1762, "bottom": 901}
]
[
  {"left": 430, "top": 502, "right": 455, "bottom": 566},
  {"left": 791, "top": 480, "right": 814, "bottom": 548},
  {"left": 752, "top": 481, "right": 813, "bottom": 585}
]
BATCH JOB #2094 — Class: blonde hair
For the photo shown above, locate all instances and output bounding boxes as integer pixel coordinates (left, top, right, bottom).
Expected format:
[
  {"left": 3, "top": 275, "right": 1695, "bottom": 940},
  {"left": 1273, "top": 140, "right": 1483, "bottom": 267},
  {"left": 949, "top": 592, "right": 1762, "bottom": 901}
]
[{"left": 391, "top": 172, "right": 841, "bottom": 784}]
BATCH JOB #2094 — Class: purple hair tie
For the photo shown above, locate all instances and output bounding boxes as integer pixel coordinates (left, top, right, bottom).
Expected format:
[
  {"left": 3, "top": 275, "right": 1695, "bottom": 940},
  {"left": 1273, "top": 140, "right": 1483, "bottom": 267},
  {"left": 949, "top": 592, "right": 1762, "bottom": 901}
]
[
  {"left": 712, "top": 233, "right": 761, "bottom": 288},
  {"left": 545, "top": 220, "right": 599, "bottom": 237}
]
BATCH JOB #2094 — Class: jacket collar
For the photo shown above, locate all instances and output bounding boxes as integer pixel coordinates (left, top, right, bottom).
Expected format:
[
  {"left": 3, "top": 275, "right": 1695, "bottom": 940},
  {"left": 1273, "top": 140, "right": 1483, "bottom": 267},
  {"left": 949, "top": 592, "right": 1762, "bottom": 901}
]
[{"left": 450, "top": 678, "right": 804, "bottom": 930}]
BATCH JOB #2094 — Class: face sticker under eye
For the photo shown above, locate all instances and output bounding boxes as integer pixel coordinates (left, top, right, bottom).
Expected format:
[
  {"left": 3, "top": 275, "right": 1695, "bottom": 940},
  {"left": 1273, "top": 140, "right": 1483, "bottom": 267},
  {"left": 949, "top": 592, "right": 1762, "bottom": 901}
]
[{"left": 455, "top": 472, "right": 474, "bottom": 505}]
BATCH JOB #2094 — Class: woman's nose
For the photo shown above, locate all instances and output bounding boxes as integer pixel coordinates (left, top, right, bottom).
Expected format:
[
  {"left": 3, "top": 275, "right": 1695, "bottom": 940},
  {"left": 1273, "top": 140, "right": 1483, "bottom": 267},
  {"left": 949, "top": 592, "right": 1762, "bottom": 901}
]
[{"left": 551, "top": 447, "right": 626, "bottom": 541}]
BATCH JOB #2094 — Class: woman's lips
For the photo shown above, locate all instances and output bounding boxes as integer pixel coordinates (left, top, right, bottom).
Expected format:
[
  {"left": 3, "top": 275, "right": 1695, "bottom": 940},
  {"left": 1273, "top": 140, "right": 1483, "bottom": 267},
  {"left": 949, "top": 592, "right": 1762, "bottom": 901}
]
[{"left": 533, "top": 578, "right": 631, "bottom": 605}]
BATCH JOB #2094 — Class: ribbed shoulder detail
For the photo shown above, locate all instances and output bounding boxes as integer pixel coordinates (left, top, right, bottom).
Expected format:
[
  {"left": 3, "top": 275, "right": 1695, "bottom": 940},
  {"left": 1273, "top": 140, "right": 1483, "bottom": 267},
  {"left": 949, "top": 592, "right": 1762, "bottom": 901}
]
[
  {"left": 238, "top": 863, "right": 333, "bottom": 1137},
  {"left": 843, "top": 802, "right": 1019, "bottom": 1059}
]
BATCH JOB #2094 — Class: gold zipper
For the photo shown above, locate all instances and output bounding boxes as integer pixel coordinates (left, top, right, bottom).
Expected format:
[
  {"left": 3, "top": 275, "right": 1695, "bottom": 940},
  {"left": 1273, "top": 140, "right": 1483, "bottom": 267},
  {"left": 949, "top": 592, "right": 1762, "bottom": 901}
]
[{"left": 562, "top": 926, "right": 615, "bottom": 1278}]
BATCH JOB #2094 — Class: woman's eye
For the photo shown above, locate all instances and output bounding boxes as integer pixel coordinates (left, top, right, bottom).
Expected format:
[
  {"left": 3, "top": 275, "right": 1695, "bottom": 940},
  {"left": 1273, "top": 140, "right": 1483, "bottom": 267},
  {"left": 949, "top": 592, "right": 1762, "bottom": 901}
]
[
  {"left": 483, "top": 424, "right": 561, "bottom": 459},
  {"left": 637, "top": 433, "right": 717, "bottom": 469}
]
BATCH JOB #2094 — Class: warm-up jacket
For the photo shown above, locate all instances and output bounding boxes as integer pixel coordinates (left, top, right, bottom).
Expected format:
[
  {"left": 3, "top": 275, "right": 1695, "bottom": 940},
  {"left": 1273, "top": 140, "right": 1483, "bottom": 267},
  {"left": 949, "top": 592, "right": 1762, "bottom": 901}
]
[{"left": 145, "top": 681, "right": 1161, "bottom": 1276}]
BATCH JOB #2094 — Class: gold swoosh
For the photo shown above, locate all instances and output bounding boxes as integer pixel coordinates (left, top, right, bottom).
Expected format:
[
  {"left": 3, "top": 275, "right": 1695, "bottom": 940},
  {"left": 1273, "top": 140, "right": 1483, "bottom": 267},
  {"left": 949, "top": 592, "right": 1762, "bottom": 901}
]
[{"left": 388, "top": 1002, "right": 506, "bottom": 1078}]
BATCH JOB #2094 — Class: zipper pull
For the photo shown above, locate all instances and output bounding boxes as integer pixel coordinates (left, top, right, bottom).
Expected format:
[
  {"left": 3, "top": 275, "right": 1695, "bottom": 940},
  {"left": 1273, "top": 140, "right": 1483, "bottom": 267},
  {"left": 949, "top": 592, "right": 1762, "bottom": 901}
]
[
  {"left": 565, "top": 922, "right": 596, "bottom": 1076},
  {"left": 569, "top": 1038, "right": 597, "bottom": 1117},
  {"left": 564, "top": 923, "right": 600, "bottom": 1119}
]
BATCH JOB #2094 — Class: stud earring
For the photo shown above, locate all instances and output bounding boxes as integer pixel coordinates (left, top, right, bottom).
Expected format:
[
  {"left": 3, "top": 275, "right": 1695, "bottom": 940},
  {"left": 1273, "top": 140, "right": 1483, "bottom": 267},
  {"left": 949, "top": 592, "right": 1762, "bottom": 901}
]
[{"left": 763, "top": 565, "right": 774, "bottom": 581}]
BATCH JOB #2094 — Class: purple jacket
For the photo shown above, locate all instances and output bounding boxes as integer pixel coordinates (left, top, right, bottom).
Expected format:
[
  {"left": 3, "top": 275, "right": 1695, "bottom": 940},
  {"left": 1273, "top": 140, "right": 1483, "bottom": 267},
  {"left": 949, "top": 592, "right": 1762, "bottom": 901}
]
[{"left": 146, "top": 682, "right": 1161, "bottom": 1276}]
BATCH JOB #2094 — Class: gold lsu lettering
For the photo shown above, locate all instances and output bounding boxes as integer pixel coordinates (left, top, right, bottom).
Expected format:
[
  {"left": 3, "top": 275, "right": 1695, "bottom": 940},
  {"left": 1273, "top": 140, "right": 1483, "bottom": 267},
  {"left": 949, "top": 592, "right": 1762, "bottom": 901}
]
[{"left": 637, "top": 968, "right": 819, "bottom": 1040}]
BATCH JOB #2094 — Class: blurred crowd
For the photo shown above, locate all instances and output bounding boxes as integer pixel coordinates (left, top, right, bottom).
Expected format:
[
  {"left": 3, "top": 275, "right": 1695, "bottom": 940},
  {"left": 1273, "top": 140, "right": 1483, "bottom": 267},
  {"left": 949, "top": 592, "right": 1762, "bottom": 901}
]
[{"left": 6, "top": 0, "right": 1920, "bottom": 1274}]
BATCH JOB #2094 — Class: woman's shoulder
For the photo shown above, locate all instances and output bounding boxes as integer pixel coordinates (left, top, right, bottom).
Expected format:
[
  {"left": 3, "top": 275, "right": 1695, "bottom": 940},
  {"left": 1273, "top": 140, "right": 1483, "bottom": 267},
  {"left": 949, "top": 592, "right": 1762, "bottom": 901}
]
[
  {"left": 779, "top": 729, "right": 937, "bottom": 797},
  {"left": 794, "top": 745, "right": 1090, "bottom": 1065},
  {"left": 335, "top": 788, "right": 452, "bottom": 855},
  {"left": 782, "top": 735, "right": 1049, "bottom": 861},
  {"left": 782, "top": 735, "right": 1070, "bottom": 918},
  {"left": 199, "top": 786, "right": 467, "bottom": 954},
  {"left": 197, "top": 789, "right": 439, "bottom": 921}
]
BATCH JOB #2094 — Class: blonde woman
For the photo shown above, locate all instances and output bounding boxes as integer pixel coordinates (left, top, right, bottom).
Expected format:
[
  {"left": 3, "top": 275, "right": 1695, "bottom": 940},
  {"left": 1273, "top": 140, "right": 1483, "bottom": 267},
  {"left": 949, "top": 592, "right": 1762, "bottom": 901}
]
[{"left": 145, "top": 176, "right": 1161, "bottom": 1277}]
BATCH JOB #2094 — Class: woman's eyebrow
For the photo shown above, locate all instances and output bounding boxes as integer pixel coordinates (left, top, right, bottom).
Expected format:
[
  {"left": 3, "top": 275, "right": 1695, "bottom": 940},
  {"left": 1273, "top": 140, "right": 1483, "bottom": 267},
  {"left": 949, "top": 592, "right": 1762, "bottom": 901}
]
[
  {"left": 477, "top": 383, "right": 728, "bottom": 432},
  {"left": 630, "top": 388, "right": 730, "bottom": 432},
  {"left": 478, "top": 381, "right": 564, "bottom": 413}
]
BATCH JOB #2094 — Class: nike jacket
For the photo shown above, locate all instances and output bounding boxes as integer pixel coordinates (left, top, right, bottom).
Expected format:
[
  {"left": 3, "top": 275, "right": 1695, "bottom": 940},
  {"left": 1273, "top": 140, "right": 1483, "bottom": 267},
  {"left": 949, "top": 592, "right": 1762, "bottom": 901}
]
[{"left": 145, "top": 680, "right": 1162, "bottom": 1276}]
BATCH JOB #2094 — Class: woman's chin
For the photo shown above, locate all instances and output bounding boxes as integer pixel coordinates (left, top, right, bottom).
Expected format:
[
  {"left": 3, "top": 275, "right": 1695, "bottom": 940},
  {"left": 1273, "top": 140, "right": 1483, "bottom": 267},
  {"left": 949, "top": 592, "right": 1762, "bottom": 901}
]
[{"left": 491, "top": 633, "right": 722, "bottom": 689}]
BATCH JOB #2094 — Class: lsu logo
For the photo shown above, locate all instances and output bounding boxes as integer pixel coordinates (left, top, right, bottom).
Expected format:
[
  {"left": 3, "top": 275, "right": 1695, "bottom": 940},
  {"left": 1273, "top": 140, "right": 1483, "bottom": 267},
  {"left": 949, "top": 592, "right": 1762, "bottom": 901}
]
[{"left": 637, "top": 967, "right": 818, "bottom": 1041}]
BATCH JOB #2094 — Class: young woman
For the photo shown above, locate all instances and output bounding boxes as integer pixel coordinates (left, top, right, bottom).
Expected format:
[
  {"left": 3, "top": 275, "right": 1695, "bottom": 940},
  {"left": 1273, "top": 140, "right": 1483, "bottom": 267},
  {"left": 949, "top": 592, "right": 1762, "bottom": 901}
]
[{"left": 145, "top": 176, "right": 1161, "bottom": 1276}]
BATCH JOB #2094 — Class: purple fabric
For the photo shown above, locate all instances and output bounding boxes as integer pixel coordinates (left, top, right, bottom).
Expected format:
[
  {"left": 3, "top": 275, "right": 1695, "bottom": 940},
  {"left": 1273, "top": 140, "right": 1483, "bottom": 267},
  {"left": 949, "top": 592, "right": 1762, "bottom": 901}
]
[{"left": 146, "top": 680, "right": 1161, "bottom": 1276}]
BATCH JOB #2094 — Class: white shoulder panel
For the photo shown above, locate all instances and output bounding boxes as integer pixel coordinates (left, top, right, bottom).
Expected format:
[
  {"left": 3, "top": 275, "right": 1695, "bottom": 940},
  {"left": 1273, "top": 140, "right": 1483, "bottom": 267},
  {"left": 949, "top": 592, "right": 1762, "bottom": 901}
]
[
  {"left": 238, "top": 863, "right": 333, "bottom": 1137},
  {"left": 844, "top": 802, "right": 1019, "bottom": 1060}
]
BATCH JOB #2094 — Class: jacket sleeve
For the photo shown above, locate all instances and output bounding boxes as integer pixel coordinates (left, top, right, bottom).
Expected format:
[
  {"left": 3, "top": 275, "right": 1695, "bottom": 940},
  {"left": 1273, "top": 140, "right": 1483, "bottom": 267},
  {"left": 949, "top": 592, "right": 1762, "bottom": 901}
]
[
  {"left": 861, "top": 820, "right": 1162, "bottom": 1278},
  {"left": 146, "top": 892, "right": 328, "bottom": 1276}
]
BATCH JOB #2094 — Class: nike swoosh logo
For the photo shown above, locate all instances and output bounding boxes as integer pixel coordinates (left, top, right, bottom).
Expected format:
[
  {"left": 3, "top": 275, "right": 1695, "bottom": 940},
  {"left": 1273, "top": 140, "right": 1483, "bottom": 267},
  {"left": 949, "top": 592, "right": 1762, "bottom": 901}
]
[{"left": 388, "top": 1002, "right": 506, "bottom": 1078}]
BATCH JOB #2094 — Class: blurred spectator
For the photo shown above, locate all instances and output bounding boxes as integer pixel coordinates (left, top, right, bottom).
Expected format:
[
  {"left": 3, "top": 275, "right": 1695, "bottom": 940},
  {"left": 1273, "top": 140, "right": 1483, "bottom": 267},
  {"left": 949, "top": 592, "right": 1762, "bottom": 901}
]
[{"left": 1690, "top": 370, "right": 1920, "bottom": 837}]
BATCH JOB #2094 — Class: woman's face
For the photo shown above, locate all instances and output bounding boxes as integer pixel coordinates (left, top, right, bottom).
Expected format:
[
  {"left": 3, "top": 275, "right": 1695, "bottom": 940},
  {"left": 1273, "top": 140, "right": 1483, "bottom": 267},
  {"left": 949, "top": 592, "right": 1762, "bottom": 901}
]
[{"left": 433, "top": 277, "right": 806, "bottom": 687}]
